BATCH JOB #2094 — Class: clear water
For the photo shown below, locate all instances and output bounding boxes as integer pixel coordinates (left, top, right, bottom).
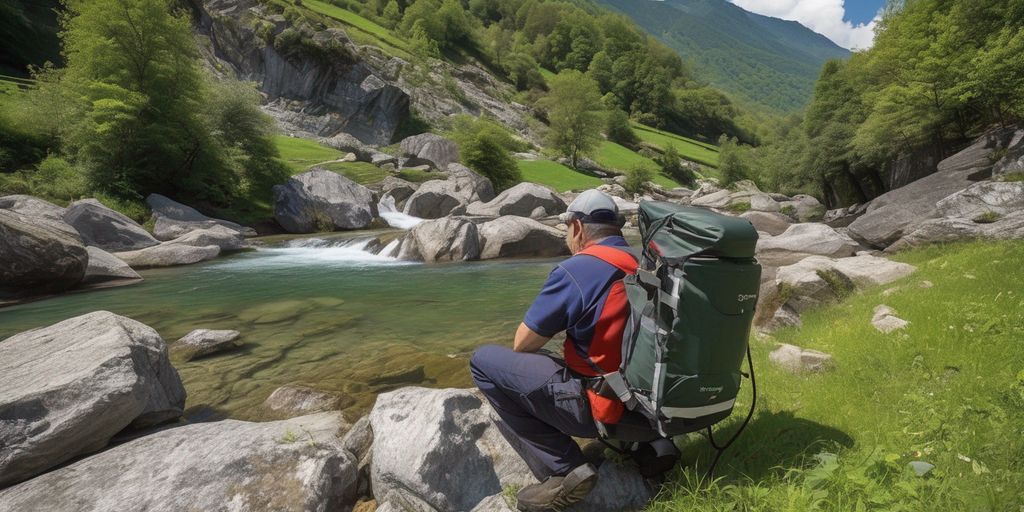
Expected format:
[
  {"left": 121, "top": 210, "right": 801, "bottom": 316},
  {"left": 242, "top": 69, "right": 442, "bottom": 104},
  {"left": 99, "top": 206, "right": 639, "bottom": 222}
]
[{"left": 0, "top": 236, "right": 559, "bottom": 421}]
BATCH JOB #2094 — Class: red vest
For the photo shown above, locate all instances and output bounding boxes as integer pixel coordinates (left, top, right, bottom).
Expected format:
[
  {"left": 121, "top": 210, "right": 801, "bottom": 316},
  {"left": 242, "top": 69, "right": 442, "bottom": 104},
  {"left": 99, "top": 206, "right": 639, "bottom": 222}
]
[{"left": 564, "top": 244, "right": 637, "bottom": 424}]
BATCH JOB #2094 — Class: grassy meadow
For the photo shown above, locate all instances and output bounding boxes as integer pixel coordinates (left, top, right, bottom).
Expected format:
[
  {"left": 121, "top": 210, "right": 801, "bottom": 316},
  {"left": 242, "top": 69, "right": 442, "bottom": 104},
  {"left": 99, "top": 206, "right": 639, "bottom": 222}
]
[{"left": 650, "top": 241, "right": 1024, "bottom": 511}]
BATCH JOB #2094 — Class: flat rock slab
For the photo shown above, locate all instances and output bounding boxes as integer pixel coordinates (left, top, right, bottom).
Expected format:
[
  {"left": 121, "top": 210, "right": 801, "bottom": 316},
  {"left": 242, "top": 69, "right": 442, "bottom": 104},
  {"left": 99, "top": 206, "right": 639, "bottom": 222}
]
[
  {"left": 83, "top": 246, "right": 141, "bottom": 284},
  {"left": 263, "top": 385, "right": 351, "bottom": 418},
  {"left": 146, "top": 193, "right": 255, "bottom": 241},
  {"left": 769, "top": 343, "right": 833, "bottom": 373},
  {"left": 757, "top": 223, "right": 860, "bottom": 266},
  {"left": 0, "top": 311, "right": 186, "bottom": 487},
  {"left": 173, "top": 329, "right": 241, "bottom": 361},
  {"left": 0, "top": 412, "right": 357, "bottom": 511},
  {"left": 114, "top": 243, "right": 220, "bottom": 269},
  {"left": 63, "top": 198, "right": 159, "bottom": 252},
  {"left": 872, "top": 305, "right": 910, "bottom": 334}
]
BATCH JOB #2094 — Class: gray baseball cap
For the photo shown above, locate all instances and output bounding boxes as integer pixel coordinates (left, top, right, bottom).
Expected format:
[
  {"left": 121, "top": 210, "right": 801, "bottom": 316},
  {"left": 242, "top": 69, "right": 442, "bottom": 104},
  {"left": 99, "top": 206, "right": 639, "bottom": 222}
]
[{"left": 559, "top": 189, "right": 621, "bottom": 225}]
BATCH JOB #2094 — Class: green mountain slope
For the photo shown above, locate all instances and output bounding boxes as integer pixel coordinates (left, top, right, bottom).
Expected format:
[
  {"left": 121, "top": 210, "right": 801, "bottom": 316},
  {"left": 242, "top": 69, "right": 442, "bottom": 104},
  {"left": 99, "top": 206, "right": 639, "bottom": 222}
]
[{"left": 598, "top": 0, "right": 850, "bottom": 112}]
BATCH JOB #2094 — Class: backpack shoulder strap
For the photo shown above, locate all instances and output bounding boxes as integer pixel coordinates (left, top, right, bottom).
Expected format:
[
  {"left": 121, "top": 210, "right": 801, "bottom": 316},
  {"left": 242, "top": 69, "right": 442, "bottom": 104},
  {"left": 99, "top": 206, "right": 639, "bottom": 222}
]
[{"left": 578, "top": 245, "right": 638, "bottom": 275}]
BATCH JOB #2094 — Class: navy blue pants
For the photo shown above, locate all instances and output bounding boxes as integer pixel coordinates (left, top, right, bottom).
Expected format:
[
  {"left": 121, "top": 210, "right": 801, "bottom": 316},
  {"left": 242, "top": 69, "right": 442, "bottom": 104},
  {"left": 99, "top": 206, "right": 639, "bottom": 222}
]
[{"left": 470, "top": 344, "right": 598, "bottom": 481}]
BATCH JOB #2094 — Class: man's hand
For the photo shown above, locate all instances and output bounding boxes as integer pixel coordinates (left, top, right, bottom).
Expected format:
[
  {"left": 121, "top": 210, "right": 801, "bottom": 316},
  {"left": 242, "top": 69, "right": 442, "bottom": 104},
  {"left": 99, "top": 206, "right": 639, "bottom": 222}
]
[{"left": 513, "top": 322, "right": 552, "bottom": 353}]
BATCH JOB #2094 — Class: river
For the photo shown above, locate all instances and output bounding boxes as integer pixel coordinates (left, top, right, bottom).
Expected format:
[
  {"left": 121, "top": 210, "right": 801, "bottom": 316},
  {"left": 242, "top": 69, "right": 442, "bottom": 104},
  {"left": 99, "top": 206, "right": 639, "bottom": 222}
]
[{"left": 0, "top": 232, "right": 559, "bottom": 422}]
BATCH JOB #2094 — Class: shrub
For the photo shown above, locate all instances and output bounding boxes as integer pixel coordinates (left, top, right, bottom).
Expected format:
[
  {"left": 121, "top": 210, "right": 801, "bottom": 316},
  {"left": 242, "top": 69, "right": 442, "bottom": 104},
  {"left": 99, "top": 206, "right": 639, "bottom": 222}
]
[
  {"left": 974, "top": 211, "right": 1002, "bottom": 224},
  {"left": 725, "top": 201, "right": 750, "bottom": 213},
  {"left": 33, "top": 156, "right": 87, "bottom": 202},
  {"left": 624, "top": 164, "right": 653, "bottom": 195},
  {"left": 461, "top": 126, "right": 521, "bottom": 191},
  {"left": 0, "top": 172, "right": 32, "bottom": 195},
  {"left": 717, "top": 135, "right": 747, "bottom": 187},
  {"left": 606, "top": 109, "right": 639, "bottom": 148},
  {"left": 658, "top": 144, "right": 696, "bottom": 187},
  {"left": 1000, "top": 172, "right": 1024, "bottom": 182}
]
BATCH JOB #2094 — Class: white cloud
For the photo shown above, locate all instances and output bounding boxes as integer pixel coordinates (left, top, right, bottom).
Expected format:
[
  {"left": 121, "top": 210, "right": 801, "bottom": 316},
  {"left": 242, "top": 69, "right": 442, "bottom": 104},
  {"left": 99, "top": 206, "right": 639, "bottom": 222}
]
[{"left": 729, "top": 0, "right": 880, "bottom": 50}]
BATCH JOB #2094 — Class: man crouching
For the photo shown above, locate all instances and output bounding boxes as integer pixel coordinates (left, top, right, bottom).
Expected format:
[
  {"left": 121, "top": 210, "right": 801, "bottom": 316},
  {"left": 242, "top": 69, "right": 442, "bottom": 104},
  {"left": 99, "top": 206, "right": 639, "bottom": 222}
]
[{"left": 471, "top": 190, "right": 639, "bottom": 511}]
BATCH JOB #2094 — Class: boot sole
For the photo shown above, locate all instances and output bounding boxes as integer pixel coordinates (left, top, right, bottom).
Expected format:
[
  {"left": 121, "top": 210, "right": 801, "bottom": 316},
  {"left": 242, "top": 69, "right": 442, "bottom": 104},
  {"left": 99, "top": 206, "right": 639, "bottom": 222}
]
[{"left": 517, "top": 464, "right": 598, "bottom": 512}]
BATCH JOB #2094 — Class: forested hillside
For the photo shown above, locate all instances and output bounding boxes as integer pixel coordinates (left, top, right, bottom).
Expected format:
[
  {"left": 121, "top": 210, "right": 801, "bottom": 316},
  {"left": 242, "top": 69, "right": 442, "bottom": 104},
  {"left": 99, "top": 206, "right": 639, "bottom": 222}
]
[
  {"left": 742, "top": 0, "right": 1024, "bottom": 208},
  {"left": 599, "top": 0, "right": 850, "bottom": 113}
]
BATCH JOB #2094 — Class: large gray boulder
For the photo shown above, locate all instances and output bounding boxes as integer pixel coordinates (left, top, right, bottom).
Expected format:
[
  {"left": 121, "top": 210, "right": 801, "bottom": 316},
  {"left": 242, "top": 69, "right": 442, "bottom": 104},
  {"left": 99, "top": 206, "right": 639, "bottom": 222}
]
[
  {"left": 885, "top": 210, "right": 1024, "bottom": 251},
  {"left": 847, "top": 133, "right": 1000, "bottom": 248},
  {"left": 756, "top": 223, "right": 860, "bottom": 266},
  {"left": 448, "top": 163, "right": 495, "bottom": 204},
  {"left": 83, "top": 246, "right": 142, "bottom": 284},
  {"left": 398, "top": 216, "right": 480, "bottom": 262},
  {"left": 0, "top": 195, "right": 80, "bottom": 239},
  {"left": 778, "top": 194, "right": 825, "bottom": 222},
  {"left": 0, "top": 209, "right": 88, "bottom": 298},
  {"left": 993, "top": 130, "right": 1024, "bottom": 177},
  {"left": 379, "top": 176, "right": 419, "bottom": 209},
  {"left": 63, "top": 198, "right": 159, "bottom": 252},
  {"left": 274, "top": 169, "right": 376, "bottom": 233},
  {"left": 466, "top": 182, "right": 567, "bottom": 218},
  {"left": 934, "top": 181, "right": 1024, "bottom": 219},
  {"left": 146, "top": 193, "right": 256, "bottom": 240},
  {"left": 0, "top": 311, "right": 186, "bottom": 487},
  {"left": 478, "top": 216, "right": 569, "bottom": 260},
  {"left": 399, "top": 133, "right": 460, "bottom": 169},
  {"left": 114, "top": 243, "right": 220, "bottom": 269},
  {"left": 0, "top": 412, "right": 358, "bottom": 511},
  {"left": 369, "top": 387, "right": 534, "bottom": 511},
  {"left": 402, "top": 180, "right": 467, "bottom": 219}
]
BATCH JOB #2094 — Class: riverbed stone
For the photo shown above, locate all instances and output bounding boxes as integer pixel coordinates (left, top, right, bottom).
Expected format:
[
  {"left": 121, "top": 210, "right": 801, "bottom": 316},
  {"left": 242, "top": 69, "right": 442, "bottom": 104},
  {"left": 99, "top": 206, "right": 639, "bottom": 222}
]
[
  {"left": 263, "top": 385, "right": 348, "bottom": 418},
  {"left": 274, "top": 169, "right": 376, "bottom": 233},
  {"left": 114, "top": 243, "right": 221, "bottom": 269},
  {"left": 0, "top": 412, "right": 358, "bottom": 511},
  {"left": 466, "top": 182, "right": 567, "bottom": 218},
  {"left": 447, "top": 163, "right": 495, "bottom": 204},
  {"left": 83, "top": 246, "right": 142, "bottom": 284},
  {"left": 403, "top": 179, "right": 473, "bottom": 219},
  {"left": 146, "top": 193, "right": 255, "bottom": 240},
  {"left": 740, "top": 211, "right": 791, "bottom": 236},
  {"left": 367, "top": 365, "right": 426, "bottom": 386},
  {"left": 369, "top": 387, "right": 535, "bottom": 511},
  {"left": 0, "top": 311, "right": 186, "bottom": 487},
  {"left": 769, "top": 343, "right": 833, "bottom": 373},
  {"left": 399, "top": 216, "right": 480, "bottom": 262},
  {"left": 166, "top": 225, "right": 247, "bottom": 251},
  {"left": 173, "top": 329, "right": 241, "bottom": 361},
  {"left": 399, "top": 133, "right": 459, "bottom": 169},
  {"left": 63, "top": 198, "right": 159, "bottom": 252},
  {"left": 756, "top": 223, "right": 860, "bottom": 266},
  {"left": 478, "top": 216, "right": 569, "bottom": 259},
  {"left": 0, "top": 209, "right": 88, "bottom": 298}
]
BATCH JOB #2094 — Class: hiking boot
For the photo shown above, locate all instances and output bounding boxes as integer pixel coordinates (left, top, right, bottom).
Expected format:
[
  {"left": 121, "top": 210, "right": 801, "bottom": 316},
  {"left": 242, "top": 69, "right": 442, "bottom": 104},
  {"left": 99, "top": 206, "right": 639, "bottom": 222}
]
[{"left": 515, "top": 463, "right": 598, "bottom": 512}]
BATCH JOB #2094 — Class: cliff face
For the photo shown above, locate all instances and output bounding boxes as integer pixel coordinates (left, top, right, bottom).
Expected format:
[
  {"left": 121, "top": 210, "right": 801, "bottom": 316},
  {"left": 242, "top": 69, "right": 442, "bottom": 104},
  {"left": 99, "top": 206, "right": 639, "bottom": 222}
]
[
  {"left": 190, "top": 0, "right": 534, "bottom": 147},
  {"left": 192, "top": 0, "right": 409, "bottom": 145}
]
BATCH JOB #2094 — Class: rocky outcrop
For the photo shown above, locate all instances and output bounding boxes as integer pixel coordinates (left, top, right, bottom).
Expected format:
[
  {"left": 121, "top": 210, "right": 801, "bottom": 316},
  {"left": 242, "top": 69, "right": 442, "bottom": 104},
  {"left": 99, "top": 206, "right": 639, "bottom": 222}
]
[
  {"left": 478, "top": 216, "right": 570, "bottom": 259},
  {"left": 114, "top": 243, "right": 221, "bottom": 269},
  {"left": 0, "top": 209, "right": 88, "bottom": 298},
  {"left": 0, "top": 312, "right": 186, "bottom": 487},
  {"left": 847, "top": 131, "right": 1009, "bottom": 248},
  {"left": 466, "top": 182, "right": 567, "bottom": 218},
  {"left": 274, "top": 169, "right": 376, "bottom": 233},
  {"left": 934, "top": 181, "right": 1024, "bottom": 219},
  {"left": 885, "top": 210, "right": 1024, "bottom": 252},
  {"left": 399, "top": 133, "right": 459, "bottom": 169},
  {"left": 403, "top": 174, "right": 488, "bottom": 219},
  {"left": 0, "top": 412, "right": 358, "bottom": 511},
  {"left": 398, "top": 216, "right": 480, "bottom": 262},
  {"left": 172, "top": 329, "right": 241, "bottom": 361},
  {"left": 447, "top": 163, "right": 495, "bottom": 204},
  {"left": 63, "top": 198, "right": 159, "bottom": 252},
  {"left": 83, "top": 246, "right": 142, "bottom": 284},
  {"left": 146, "top": 193, "right": 255, "bottom": 240},
  {"left": 756, "top": 223, "right": 860, "bottom": 266}
]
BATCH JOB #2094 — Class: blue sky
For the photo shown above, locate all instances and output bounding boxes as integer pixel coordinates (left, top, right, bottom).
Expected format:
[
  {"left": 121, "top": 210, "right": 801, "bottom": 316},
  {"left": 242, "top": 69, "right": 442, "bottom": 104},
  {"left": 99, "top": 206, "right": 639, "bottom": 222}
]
[{"left": 728, "top": 0, "right": 886, "bottom": 50}]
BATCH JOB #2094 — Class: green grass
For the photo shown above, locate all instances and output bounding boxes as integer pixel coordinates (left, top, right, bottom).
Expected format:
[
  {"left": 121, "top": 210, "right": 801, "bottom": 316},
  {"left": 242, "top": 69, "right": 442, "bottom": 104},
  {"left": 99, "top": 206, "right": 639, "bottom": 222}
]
[
  {"left": 650, "top": 241, "right": 1024, "bottom": 511},
  {"left": 396, "top": 168, "right": 438, "bottom": 183},
  {"left": 593, "top": 141, "right": 683, "bottom": 190},
  {"left": 316, "top": 161, "right": 389, "bottom": 184},
  {"left": 272, "top": 135, "right": 345, "bottom": 174},
  {"left": 632, "top": 122, "right": 720, "bottom": 168},
  {"left": 298, "top": 0, "right": 413, "bottom": 59},
  {"left": 516, "top": 159, "right": 603, "bottom": 192}
]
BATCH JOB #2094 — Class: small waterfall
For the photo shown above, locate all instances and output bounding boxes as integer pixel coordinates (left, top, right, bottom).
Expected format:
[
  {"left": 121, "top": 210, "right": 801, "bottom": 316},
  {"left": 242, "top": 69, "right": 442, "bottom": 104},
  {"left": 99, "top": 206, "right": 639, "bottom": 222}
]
[
  {"left": 378, "top": 195, "right": 423, "bottom": 230},
  {"left": 214, "top": 235, "right": 411, "bottom": 269},
  {"left": 380, "top": 238, "right": 401, "bottom": 258}
]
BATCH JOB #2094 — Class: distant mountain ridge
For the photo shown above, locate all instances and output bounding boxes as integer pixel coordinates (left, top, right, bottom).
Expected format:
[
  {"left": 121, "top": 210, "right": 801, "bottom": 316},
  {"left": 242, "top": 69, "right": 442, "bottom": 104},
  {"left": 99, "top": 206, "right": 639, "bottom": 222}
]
[{"left": 597, "top": 0, "right": 851, "bottom": 112}]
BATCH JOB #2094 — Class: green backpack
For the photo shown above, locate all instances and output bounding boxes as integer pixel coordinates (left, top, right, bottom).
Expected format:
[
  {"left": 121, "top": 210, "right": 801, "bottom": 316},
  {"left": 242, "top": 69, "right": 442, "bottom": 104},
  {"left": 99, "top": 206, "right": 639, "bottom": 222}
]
[{"left": 595, "top": 202, "right": 761, "bottom": 458}]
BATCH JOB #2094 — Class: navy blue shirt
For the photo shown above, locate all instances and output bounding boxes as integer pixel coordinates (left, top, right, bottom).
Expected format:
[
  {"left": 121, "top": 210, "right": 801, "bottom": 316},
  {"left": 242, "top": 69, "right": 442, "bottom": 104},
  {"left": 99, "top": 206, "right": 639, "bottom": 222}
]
[{"left": 524, "top": 236, "right": 631, "bottom": 350}]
